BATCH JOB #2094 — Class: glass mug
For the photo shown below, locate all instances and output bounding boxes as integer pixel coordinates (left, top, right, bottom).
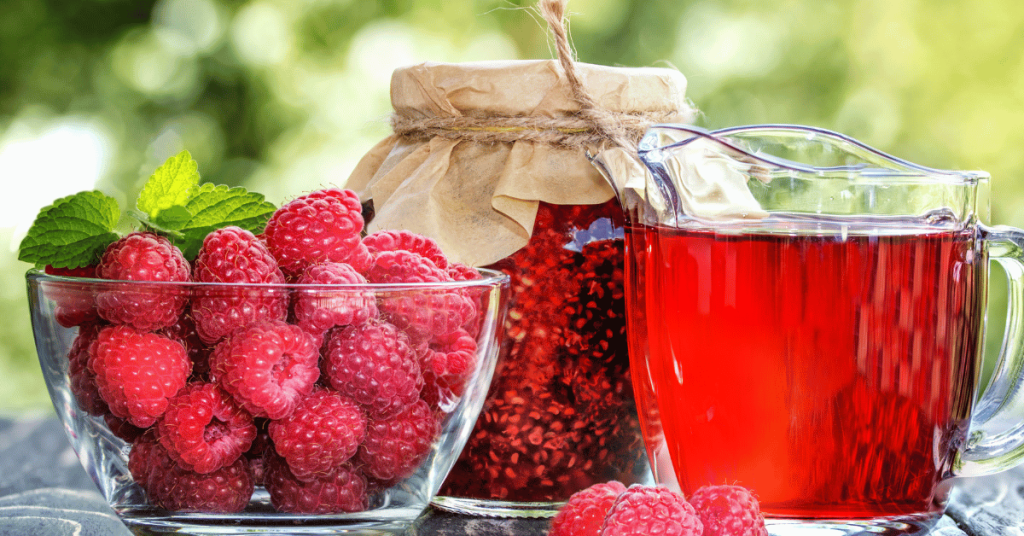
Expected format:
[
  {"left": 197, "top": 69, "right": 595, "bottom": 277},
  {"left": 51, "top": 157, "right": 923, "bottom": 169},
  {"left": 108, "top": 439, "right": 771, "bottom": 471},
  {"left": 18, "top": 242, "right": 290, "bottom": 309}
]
[{"left": 592, "top": 124, "right": 1024, "bottom": 535}]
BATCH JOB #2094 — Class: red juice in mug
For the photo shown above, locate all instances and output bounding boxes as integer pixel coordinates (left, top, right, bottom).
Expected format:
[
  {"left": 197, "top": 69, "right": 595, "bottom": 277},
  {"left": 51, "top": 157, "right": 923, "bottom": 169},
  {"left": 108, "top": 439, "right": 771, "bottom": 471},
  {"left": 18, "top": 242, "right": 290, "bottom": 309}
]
[{"left": 626, "top": 214, "right": 982, "bottom": 519}]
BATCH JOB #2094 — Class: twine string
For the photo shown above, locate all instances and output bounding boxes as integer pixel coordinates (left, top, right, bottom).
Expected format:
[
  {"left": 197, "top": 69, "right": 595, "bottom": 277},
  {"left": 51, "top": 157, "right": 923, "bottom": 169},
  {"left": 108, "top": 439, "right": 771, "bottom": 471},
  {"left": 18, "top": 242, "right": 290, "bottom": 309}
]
[{"left": 389, "top": 0, "right": 663, "bottom": 150}]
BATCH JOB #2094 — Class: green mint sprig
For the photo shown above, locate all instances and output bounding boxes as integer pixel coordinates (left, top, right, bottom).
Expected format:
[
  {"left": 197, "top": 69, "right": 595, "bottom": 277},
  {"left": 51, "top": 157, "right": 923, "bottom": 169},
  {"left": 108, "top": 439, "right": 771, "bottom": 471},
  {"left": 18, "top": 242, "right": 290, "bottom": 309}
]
[{"left": 19, "top": 150, "right": 278, "bottom": 267}]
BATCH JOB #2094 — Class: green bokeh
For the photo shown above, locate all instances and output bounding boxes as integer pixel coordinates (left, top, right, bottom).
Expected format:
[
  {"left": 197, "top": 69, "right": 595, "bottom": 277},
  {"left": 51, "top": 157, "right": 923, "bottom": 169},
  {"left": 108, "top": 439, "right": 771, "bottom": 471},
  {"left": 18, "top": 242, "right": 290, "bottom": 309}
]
[{"left": 1, "top": 0, "right": 1021, "bottom": 412}]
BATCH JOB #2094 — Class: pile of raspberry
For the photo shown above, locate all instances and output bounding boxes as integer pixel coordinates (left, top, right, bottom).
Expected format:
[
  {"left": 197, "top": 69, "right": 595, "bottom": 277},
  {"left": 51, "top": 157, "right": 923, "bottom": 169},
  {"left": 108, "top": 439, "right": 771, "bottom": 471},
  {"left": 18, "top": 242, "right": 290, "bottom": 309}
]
[
  {"left": 54, "top": 188, "right": 484, "bottom": 514},
  {"left": 550, "top": 481, "right": 769, "bottom": 536}
]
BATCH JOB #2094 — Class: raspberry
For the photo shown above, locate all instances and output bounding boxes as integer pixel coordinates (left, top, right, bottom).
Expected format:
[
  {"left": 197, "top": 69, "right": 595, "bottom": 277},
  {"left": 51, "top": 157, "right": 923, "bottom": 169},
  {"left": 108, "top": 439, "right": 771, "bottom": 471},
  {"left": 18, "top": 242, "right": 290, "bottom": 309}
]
[
  {"left": 419, "top": 329, "right": 477, "bottom": 411},
  {"left": 367, "top": 251, "right": 477, "bottom": 341},
  {"left": 292, "top": 263, "right": 377, "bottom": 339},
  {"left": 68, "top": 322, "right": 108, "bottom": 416},
  {"left": 157, "top": 383, "right": 257, "bottom": 474},
  {"left": 688, "top": 485, "right": 768, "bottom": 536},
  {"left": 159, "top": 312, "right": 211, "bottom": 381},
  {"left": 322, "top": 320, "right": 423, "bottom": 418},
  {"left": 264, "top": 453, "right": 368, "bottom": 514},
  {"left": 447, "top": 262, "right": 481, "bottom": 281},
  {"left": 89, "top": 325, "right": 191, "bottom": 428},
  {"left": 263, "top": 188, "right": 365, "bottom": 276},
  {"left": 209, "top": 320, "right": 319, "bottom": 419},
  {"left": 104, "top": 414, "right": 144, "bottom": 443},
  {"left": 245, "top": 420, "right": 272, "bottom": 486},
  {"left": 129, "top": 430, "right": 176, "bottom": 494},
  {"left": 550, "top": 481, "right": 627, "bottom": 536},
  {"left": 600, "top": 485, "right": 703, "bottom": 536},
  {"left": 358, "top": 400, "right": 438, "bottom": 482},
  {"left": 95, "top": 232, "right": 191, "bottom": 331},
  {"left": 192, "top": 226, "right": 288, "bottom": 344},
  {"left": 268, "top": 389, "right": 366, "bottom": 482},
  {"left": 363, "top": 230, "right": 449, "bottom": 269},
  {"left": 45, "top": 264, "right": 99, "bottom": 327}
]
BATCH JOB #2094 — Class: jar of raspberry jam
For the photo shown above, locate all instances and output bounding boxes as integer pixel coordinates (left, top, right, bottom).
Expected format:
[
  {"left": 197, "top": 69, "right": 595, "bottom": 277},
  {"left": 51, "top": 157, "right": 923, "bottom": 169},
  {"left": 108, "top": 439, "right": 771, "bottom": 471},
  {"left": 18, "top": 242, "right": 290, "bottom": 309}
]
[
  {"left": 345, "top": 59, "right": 693, "bottom": 516},
  {"left": 434, "top": 199, "right": 652, "bottom": 515}
]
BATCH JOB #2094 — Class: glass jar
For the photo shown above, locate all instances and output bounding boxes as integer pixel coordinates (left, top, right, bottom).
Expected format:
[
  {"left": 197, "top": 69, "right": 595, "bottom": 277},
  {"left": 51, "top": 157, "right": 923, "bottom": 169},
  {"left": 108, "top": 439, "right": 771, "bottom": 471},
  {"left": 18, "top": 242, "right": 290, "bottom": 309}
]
[{"left": 434, "top": 199, "right": 652, "bottom": 515}]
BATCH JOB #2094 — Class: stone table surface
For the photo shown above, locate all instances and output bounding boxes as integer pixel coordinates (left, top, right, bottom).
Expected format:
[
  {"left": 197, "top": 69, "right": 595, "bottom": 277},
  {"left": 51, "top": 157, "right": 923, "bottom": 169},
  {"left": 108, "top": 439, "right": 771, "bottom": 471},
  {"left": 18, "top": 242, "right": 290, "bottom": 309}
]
[{"left": 0, "top": 416, "right": 1021, "bottom": 536}]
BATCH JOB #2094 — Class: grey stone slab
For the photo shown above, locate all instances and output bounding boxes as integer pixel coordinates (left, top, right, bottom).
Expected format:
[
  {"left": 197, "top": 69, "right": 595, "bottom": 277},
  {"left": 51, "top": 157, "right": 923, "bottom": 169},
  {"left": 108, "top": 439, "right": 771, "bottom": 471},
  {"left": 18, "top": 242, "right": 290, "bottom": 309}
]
[
  {"left": 0, "top": 488, "right": 128, "bottom": 536},
  {"left": 946, "top": 466, "right": 1024, "bottom": 536}
]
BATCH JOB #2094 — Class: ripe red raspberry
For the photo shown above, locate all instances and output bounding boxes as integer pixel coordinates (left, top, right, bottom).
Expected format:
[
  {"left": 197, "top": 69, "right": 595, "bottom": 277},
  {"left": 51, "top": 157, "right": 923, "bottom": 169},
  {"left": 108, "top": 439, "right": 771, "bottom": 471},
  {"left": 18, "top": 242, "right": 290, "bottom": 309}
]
[
  {"left": 192, "top": 226, "right": 288, "bottom": 344},
  {"left": 268, "top": 389, "right": 366, "bottom": 482},
  {"left": 263, "top": 188, "right": 365, "bottom": 276},
  {"left": 367, "top": 251, "right": 477, "bottom": 341},
  {"left": 550, "top": 481, "right": 627, "bottom": 536},
  {"left": 245, "top": 420, "right": 272, "bottom": 486},
  {"left": 44, "top": 264, "right": 99, "bottom": 327},
  {"left": 447, "top": 262, "right": 481, "bottom": 281},
  {"left": 130, "top": 431, "right": 255, "bottom": 513},
  {"left": 363, "top": 230, "right": 449, "bottom": 269},
  {"left": 157, "top": 383, "right": 257, "bottom": 474},
  {"left": 358, "top": 400, "right": 438, "bottom": 482},
  {"left": 688, "top": 485, "right": 768, "bottom": 536},
  {"left": 600, "top": 485, "right": 703, "bottom": 536},
  {"left": 264, "top": 453, "right": 368, "bottom": 514},
  {"left": 159, "top": 312, "right": 211, "bottom": 380},
  {"left": 95, "top": 232, "right": 191, "bottom": 331},
  {"left": 419, "top": 329, "right": 477, "bottom": 411},
  {"left": 209, "top": 320, "right": 319, "bottom": 420},
  {"left": 104, "top": 414, "right": 144, "bottom": 443},
  {"left": 89, "top": 325, "right": 191, "bottom": 428},
  {"left": 292, "top": 263, "right": 377, "bottom": 340},
  {"left": 322, "top": 320, "right": 423, "bottom": 418},
  {"left": 68, "top": 322, "right": 108, "bottom": 416}
]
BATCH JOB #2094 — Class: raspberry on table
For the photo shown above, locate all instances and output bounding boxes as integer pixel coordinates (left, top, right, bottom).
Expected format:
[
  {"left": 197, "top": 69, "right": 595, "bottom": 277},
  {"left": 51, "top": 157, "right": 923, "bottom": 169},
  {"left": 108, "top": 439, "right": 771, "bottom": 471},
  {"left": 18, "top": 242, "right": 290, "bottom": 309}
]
[
  {"left": 688, "top": 485, "right": 769, "bottom": 536},
  {"left": 68, "top": 322, "right": 108, "bottom": 416},
  {"left": 264, "top": 453, "right": 368, "bottom": 514},
  {"left": 88, "top": 325, "right": 191, "bottom": 428},
  {"left": 367, "top": 250, "right": 477, "bottom": 342},
  {"left": 358, "top": 400, "right": 439, "bottom": 482},
  {"left": 95, "top": 232, "right": 191, "bottom": 331},
  {"left": 419, "top": 329, "right": 477, "bottom": 411},
  {"left": 209, "top": 320, "right": 319, "bottom": 420},
  {"left": 550, "top": 481, "right": 627, "bottom": 536},
  {"left": 157, "top": 383, "right": 257, "bottom": 474},
  {"left": 363, "top": 230, "right": 449, "bottom": 269},
  {"left": 44, "top": 264, "right": 99, "bottom": 327},
  {"left": 292, "top": 262, "right": 377, "bottom": 340},
  {"left": 192, "top": 226, "right": 288, "bottom": 345},
  {"left": 600, "top": 485, "right": 703, "bottom": 536},
  {"left": 263, "top": 188, "right": 365, "bottom": 276},
  {"left": 268, "top": 389, "right": 366, "bottom": 482},
  {"left": 322, "top": 320, "right": 423, "bottom": 418}
]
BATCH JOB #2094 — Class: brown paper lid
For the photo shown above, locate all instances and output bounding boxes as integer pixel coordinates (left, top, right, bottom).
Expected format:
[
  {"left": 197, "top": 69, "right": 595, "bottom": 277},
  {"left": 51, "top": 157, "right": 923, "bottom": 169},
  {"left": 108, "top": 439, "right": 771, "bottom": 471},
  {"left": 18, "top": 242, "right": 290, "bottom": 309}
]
[{"left": 347, "top": 60, "right": 696, "bottom": 266}]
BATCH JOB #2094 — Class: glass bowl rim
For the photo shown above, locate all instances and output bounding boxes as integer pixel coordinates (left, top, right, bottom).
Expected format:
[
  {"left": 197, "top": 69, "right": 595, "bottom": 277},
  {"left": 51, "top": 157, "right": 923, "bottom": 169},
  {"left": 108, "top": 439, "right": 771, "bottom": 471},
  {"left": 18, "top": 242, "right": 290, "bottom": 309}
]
[{"left": 26, "top": 267, "right": 509, "bottom": 291}]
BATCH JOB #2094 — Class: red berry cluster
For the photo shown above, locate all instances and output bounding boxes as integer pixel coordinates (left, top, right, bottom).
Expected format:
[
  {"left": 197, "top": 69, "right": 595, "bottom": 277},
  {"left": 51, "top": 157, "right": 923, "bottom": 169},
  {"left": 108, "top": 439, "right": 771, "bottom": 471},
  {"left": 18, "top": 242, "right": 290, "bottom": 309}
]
[
  {"left": 52, "top": 188, "right": 485, "bottom": 514},
  {"left": 550, "top": 482, "right": 768, "bottom": 536}
]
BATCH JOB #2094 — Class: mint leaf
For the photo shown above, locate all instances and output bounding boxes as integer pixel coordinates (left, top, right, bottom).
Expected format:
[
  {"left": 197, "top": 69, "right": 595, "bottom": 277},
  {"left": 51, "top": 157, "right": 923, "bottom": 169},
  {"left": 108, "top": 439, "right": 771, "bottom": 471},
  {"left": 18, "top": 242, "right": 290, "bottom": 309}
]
[
  {"left": 170, "top": 184, "right": 277, "bottom": 259},
  {"left": 18, "top": 191, "right": 120, "bottom": 269},
  {"left": 152, "top": 205, "right": 193, "bottom": 232},
  {"left": 137, "top": 150, "right": 200, "bottom": 218}
]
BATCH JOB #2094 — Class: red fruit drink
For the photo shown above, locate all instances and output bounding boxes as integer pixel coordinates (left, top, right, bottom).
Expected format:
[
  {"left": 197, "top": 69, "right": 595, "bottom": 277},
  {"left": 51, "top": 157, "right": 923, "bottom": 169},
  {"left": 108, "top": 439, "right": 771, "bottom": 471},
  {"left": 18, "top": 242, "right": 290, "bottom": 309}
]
[{"left": 626, "top": 215, "right": 982, "bottom": 519}]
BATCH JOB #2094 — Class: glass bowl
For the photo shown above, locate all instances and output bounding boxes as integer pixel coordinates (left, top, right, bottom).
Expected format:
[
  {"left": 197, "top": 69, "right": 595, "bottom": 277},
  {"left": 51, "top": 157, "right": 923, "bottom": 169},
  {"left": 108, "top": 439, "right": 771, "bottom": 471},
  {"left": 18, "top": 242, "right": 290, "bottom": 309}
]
[{"left": 26, "top": 268, "right": 508, "bottom": 535}]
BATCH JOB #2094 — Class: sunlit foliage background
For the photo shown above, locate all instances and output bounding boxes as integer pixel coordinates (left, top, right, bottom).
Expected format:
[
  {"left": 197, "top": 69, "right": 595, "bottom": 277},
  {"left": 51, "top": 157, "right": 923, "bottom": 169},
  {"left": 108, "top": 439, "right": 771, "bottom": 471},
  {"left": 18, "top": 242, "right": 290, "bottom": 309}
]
[{"left": 2, "top": 0, "right": 1022, "bottom": 412}]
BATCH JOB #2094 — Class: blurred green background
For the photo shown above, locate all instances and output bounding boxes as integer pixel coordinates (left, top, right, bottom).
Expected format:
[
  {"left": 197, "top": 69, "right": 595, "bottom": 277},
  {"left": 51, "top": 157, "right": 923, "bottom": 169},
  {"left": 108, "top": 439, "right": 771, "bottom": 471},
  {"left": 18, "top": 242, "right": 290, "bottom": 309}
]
[{"left": 1, "top": 0, "right": 1022, "bottom": 413}]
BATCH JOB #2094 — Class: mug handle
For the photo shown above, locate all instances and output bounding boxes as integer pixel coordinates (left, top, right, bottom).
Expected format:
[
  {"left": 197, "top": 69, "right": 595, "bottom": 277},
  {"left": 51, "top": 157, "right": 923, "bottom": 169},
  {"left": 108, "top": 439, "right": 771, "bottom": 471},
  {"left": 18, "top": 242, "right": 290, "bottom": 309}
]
[{"left": 956, "top": 224, "right": 1024, "bottom": 477}]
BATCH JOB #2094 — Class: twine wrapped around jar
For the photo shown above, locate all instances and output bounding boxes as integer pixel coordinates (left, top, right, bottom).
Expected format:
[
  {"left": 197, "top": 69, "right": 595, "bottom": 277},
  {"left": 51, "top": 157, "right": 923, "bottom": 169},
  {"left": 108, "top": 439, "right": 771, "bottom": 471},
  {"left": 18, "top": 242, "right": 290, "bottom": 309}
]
[{"left": 346, "top": 0, "right": 696, "bottom": 266}]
